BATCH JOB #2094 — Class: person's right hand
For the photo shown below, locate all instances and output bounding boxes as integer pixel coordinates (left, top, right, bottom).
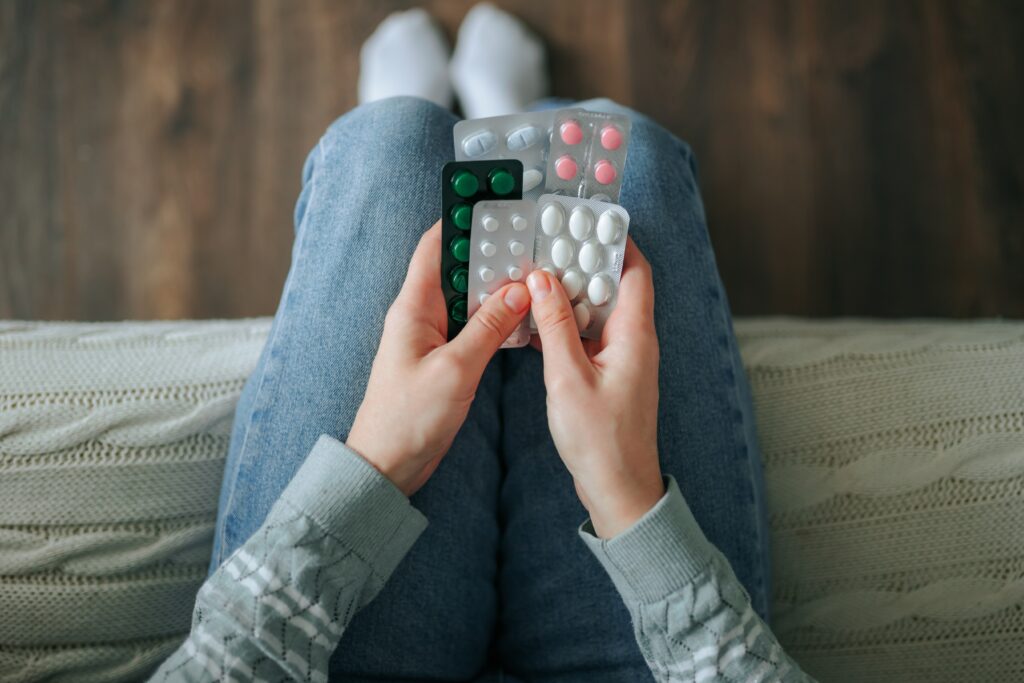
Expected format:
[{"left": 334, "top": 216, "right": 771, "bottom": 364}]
[{"left": 527, "top": 238, "right": 665, "bottom": 539}]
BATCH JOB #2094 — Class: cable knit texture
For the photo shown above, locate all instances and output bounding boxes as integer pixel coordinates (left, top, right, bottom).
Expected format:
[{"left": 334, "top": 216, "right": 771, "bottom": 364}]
[{"left": 1, "top": 317, "right": 1023, "bottom": 681}]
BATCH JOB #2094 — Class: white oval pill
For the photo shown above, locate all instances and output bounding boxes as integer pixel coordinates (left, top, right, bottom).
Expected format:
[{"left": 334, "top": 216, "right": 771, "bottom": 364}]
[
  {"left": 507, "top": 124, "right": 544, "bottom": 151},
  {"left": 587, "top": 274, "right": 612, "bottom": 305},
  {"left": 561, "top": 269, "right": 585, "bottom": 300},
  {"left": 479, "top": 267, "right": 495, "bottom": 282},
  {"left": 522, "top": 168, "right": 544, "bottom": 192},
  {"left": 482, "top": 215, "right": 499, "bottom": 232},
  {"left": 578, "top": 241, "right": 603, "bottom": 274},
  {"left": 480, "top": 240, "right": 497, "bottom": 257},
  {"left": 479, "top": 293, "right": 490, "bottom": 304},
  {"left": 540, "top": 203, "right": 564, "bottom": 236},
  {"left": 512, "top": 214, "right": 528, "bottom": 231},
  {"left": 462, "top": 130, "right": 498, "bottom": 158},
  {"left": 573, "top": 302, "right": 592, "bottom": 331},
  {"left": 508, "top": 266, "right": 523, "bottom": 281},
  {"left": 551, "top": 237, "right": 574, "bottom": 269},
  {"left": 596, "top": 210, "right": 621, "bottom": 245},
  {"left": 569, "top": 206, "right": 594, "bottom": 240},
  {"left": 509, "top": 240, "right": 525, "bottom": 256}
]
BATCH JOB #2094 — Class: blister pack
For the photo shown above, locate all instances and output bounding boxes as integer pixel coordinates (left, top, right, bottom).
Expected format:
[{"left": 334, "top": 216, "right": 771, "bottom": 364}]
[
  {"left": 440, "top": 160, "right": 524, "bottom": 340},
  {"left": 532, "top": 194, "right": 631, "bottom": 340},
  {"left": 453, "top": 111, "right": 554, "bottom": 201},
  {"left": 466, "top": 200, "right": 537, "bottom": 348},
  {"left": 544, "top": 108, "right": 631, "bottom": 202}
]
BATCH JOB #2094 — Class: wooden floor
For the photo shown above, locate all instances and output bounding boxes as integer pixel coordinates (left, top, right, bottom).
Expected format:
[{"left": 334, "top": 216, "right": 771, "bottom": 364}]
[{"left": 1, "top": 0, "right": 1022, "bottom": 320}]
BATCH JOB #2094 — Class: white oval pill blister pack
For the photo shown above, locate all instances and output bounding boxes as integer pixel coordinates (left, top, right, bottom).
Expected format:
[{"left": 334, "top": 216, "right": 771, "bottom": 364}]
[
  {"left": 454, "top": 111, "right": 554, "bottom": 201},
  {"left": 545, "top": 108, "right": 631, "bottom": 203},
  {"left": 532, "top": 194, "right": 630, "bottom": 340},
  {"left": 467, "top": 200, "right": 538, "bottom": 348}
]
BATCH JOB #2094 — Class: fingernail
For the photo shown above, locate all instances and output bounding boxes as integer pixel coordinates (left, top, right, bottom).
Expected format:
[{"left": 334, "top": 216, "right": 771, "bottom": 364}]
[
  {"left": 504, "top": 283, "right": 531, "bottom": 313},
  {"left": 527, "top": 271, "right": 550, "bottom": 301}
]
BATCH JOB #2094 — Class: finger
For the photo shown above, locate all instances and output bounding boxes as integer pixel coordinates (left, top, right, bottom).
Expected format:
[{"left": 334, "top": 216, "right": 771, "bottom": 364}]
[
  {"left": 526, "top": 270, "right": 592, "bottom": 383},
  {"left": 394, "top": 221, "right": 443, "bottom": 312},
  {"left": 443, "top": 282, "right": 532, "bottom": 379},
  {"left": 602, "top": 237, "right": 656, "bottom": 349}
]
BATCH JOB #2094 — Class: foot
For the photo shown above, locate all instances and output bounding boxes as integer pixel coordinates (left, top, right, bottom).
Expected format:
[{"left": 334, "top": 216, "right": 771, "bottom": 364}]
[
  {"left": 450, "top": 3, "right": 549, "bottom": 119},
  {"left": 358, "top": 9, "right": 453, "bottom": 109}
]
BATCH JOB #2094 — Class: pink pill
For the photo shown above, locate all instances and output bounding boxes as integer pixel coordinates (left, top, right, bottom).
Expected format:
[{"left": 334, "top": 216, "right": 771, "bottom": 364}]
[
  {"left": 593, "top": 160, "right": 617, "bottom": 185},
  {"left": 555, "top": 155, "right": 578, "bottom": 180},
  {"left": 600, "top": 125, "right": 623, "bottom": 150},
  {"left": 560, "top": 120, "right": 583, "bottom": 145}
]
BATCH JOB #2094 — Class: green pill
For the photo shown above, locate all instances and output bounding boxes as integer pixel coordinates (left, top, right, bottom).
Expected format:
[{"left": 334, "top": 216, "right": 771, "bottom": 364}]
[
  {"left": 451, "top": 169, "right": 479, "bottom": 198},
  {"left": 449, "top": 298, "right": 467, "bottom": 323},
  {"left": 450, "top": 203, "right": 472, "bottom": 230},
  {"left": 449, "top": 265, "right": 469, "bottom": 293},
  {"left": 489, "top": 168, "right": 515, "bottom": 195},
  {"left": 449, "top": 234, "right": 470, "bottom": 263}
]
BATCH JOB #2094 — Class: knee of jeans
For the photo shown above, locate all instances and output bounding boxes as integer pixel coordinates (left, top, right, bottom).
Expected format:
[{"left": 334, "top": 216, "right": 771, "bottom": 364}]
[{"left": 323, "top": 96, "right": 455, "bottom": 152}]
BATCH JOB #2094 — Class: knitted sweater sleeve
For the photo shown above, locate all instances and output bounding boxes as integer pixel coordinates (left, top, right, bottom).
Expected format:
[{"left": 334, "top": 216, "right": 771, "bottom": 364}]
[
  {"left": 149, "top": 435, "right": 427, "bottom": 682},
  {"left": 579, "top": 476, "right": 814, "bottom": 682}
]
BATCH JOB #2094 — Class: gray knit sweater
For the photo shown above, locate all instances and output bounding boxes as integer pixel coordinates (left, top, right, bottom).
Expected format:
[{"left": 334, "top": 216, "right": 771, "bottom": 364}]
[{"left": 150, "top": 435, "right": 810, "bottom": 682}]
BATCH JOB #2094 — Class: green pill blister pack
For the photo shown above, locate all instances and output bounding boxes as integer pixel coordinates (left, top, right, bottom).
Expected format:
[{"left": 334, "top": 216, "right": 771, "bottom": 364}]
[{"left": 440, "top": 159, "right": 524, "bottom": 340}]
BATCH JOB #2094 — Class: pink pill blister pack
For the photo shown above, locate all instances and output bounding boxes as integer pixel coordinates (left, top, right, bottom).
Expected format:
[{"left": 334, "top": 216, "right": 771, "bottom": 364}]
[
  {"left": 453, "top": 112, "right": 555, "bottom": 201},
  {"left": 532, "top": 194, "right": 631, "bottom": 340},
  {"left": 467, "top": 199, "right": 538, "bottom": 348},
  {"left": 545, "top": 109, "right": 631, "bottom": 203}
]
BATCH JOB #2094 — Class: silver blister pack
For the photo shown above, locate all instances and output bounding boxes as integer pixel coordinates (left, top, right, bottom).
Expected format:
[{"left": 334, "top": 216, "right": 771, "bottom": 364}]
[
  {"left": 532, "top": 194, "right": 630, "bottom": 340},
  {"left": 467, "top": 200, "right": 538, "bottom": 348},
  {"left": 453, "top": 111, "right": 555, "bottom": 201},
  {"left": 544, "top": 108, "right": 631, "bottom": 203}
]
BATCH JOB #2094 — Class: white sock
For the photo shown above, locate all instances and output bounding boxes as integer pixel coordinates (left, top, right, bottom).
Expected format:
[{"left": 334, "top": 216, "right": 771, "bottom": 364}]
[
  {"left": 358, "top": 9, "right": 453, "bottom": 109},
  {"left": 450, "top": 3, "right": 548, "bottom": 119}
]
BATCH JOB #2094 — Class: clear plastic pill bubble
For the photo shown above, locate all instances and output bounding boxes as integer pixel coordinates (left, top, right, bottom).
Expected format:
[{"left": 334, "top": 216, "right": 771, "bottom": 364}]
[
  {"left": 600, "top": 125, "right": 623, "bottom": 151},
  {"left": 462, "top": 130, "right": 498, "bottom": 158},
  {"left": 479, "top": 292, "right": 490, "bottom": 304},
  {"left": 507, "top": 124, "right": 544, "bottom": 151},
  {"left": 551, "top": 237, "right": 574, "bottom": 269},
  {"left": 480, "top": 240, "right": 497, "bottom": 257},
  {"left": 587, "top": 274, "right": 612, "bottom": 305},
  {"left": 596, "top": 210, "right": 621, "bottom": 245},
  {"left": 512, "top": 214, "right": 528, "bottom": 231},
  {"left": 560, "top": 120, "right": 583, "bottom": 145},
  {"left": 509, "top": 240, "right": 525, "bottom": 256},
  {"left": 561, "top": 269, "right": 585, "bottom": 300},
  {"left": 569, "top": 206, "right": 594, "bottom": 240},
  {"left": 479, "top": 266, "right": 495, "bottom": 283},
  {"left": 508, "top": 265, "right": 524, "bottom": 281},
  {"left": 482, "top": 215, "right": 499, "bottom": 232},
  {"left": 578, "top": 241, "right": 603, "bottom": 274},
  {"left": 523, "top": 168, "right": 543, "bottom": 192},
  {"left": 555, "top": 155, "right": 578, "bottom": 181},
  {"left": 540, "top": 263, "right": 558, "bottom": 276},
  {"left": 593, "top": 160, "right": 616, "bottom": 185},
  {"left": 540, "top": 203, "right": 564, "bottom": 236},
  {"left": 573, "top": 302, "right": 592, "bottom": 331}
]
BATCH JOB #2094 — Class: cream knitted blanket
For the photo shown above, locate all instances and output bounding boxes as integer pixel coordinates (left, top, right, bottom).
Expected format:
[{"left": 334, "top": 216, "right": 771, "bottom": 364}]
[{"left": 1, "top": 318, "right": 1022, "bottom": 682}]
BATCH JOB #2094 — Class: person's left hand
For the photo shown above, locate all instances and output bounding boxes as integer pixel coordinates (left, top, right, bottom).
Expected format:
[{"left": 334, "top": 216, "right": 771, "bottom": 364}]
[{"left": 346, "top": 221, "right": 531, "bottom": 496}]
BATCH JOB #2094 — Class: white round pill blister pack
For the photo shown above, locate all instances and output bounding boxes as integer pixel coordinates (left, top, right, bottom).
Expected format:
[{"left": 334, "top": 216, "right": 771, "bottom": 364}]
[
  {"left": 467, "top": 199, "right": 538, "bottom": 348},
  {"left": 454, "top": 111, "right": 555, "bottom": 202},
  {"left": 532, "top": 194, "right": 630, "bottom": 340}
]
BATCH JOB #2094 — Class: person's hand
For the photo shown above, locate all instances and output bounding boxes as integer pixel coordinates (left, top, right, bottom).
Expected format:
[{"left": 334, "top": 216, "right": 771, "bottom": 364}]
[
  {"left": 346, "top": 221, "right": 531, "bottom": 496},
  {"left": 527, "top": 238, "right": 664, "bottom": 538}
]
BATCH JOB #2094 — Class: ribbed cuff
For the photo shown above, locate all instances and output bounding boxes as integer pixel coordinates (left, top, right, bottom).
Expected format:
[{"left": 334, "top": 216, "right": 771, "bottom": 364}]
[
  {"left": 277, "top": 435, "right": 428, "bottom": 581},
  {"left": 579, "top": 476, "right": 717, "bottom": 603}
]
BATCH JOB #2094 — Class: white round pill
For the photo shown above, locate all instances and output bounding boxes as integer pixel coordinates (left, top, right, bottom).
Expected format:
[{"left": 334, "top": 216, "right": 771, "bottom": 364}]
[
  {"left": 479, "top": 293, "right": 490, "bottom": 304},
  {"left": 587, "top": 274, "right": 612, "bottom": 305},
  {"left": 540, "top": 203, "right": 564, "bottom": 236},
  {"left": 512, "top": 214, "right": 528, "bottom": 231},
  {"left": 578, "top": 241, "right": 603, "bottom": 274},
  {"left": 480, "top": 240, "right": 497, "bottom": 257},
  {"left": 522, "top": 168, "right": 543, "bottom": 192},
  {"left": 508, "top": 266, "right": 523, "bottom": 281},
  {"left": 540, "top": 263, "right": 558, "bottom": 275},
  {"left": 596, "top": 210, "right": 621, "bottom": 245},
  {"left": 479, "top": 266, "right": 495, "bottom": 283},
  {"left": 551, "top": 237, "right": 574, "bottom": 269},
  {"left": 560, "top": 269, "right": 585, "bottom": 300},
  {"left": 573, "top": 302, "right": 592, "bottom": 331},
  {"left": 569, "top": 206, "right": 594, "bottom": 240},
  {"left": 509, "top": 240, "right": 525, "bottom": 256},
  {"left": 482, "top": 215, "right": 499, "bottom": 232}
]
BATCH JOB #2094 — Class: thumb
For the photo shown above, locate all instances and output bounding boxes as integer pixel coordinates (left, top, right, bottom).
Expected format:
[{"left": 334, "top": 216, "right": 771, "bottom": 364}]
[
  {"left": 444, "top": 282, "right": 531, "bottom": 377},
  {"left": 526, "top": 270, "right": 591, "bottom": 381}
]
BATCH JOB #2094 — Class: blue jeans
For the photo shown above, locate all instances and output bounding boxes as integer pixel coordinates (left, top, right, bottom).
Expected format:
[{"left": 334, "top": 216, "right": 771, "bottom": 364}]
[{"left": 210, "top": 96, "right": 770, "bottom": 682}]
